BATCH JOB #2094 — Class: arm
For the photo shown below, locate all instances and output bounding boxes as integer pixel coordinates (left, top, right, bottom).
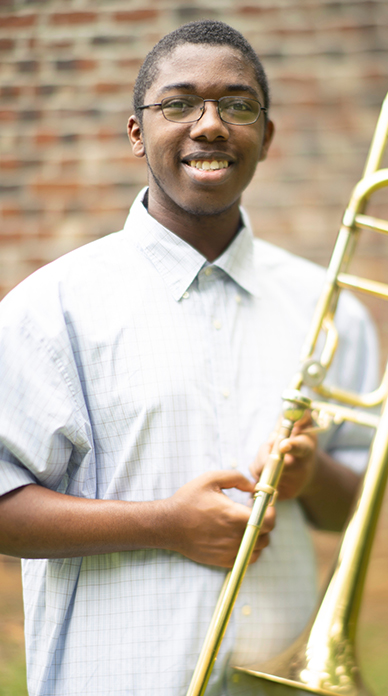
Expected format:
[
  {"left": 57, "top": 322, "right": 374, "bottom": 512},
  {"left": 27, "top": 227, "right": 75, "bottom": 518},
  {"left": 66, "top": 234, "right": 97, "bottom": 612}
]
[
  {"left": 251, "top": 415, "right": 361, "bottom": 532},
  {"left": 0, "top": 470, "right": 275, "bottom": 568},
  {"left": 298, "top": 447, "right": 360, "bottom": 531}
]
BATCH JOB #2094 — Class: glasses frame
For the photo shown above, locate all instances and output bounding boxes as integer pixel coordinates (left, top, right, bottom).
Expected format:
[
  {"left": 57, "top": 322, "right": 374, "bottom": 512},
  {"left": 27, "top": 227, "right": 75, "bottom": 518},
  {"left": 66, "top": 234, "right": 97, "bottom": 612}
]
[{"left": 139, "top": 95, "right": 267, "bottom": 126}]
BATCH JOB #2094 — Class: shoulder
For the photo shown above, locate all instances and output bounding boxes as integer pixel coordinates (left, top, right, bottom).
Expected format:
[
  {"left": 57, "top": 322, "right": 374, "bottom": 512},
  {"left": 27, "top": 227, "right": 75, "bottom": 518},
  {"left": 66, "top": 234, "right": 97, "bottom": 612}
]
[
  {"left": 251, "top": 237, "right": 327, "bottom": 311},
  {"left": 252, "top": 236, "right": 325, "bottom": 280},
  {"left": 0, "top": 227, "right": 145, "bottom": 327},
  {"left": 251, "top": 236, "right": 375, "bottom": 338}
]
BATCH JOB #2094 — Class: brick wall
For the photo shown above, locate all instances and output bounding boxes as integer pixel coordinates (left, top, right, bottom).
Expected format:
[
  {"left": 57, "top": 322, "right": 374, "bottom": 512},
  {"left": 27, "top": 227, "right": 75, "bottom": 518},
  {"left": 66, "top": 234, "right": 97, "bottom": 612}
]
[
  {"left": 0, "top": 0, "right": 388, "bottom": 370},
  {"left": 1, "top": 1, "right": 387, "bottom": 360},
  {"left": 0, "top": 2, "right": 387, "bottom": 384}
]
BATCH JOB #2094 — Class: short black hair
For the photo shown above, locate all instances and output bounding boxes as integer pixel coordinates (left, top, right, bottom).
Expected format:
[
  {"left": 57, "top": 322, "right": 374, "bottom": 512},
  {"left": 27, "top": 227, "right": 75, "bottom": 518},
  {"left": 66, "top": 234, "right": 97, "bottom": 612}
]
[{"left": 133, "top": 20, "right": 270, "bottom": 125}]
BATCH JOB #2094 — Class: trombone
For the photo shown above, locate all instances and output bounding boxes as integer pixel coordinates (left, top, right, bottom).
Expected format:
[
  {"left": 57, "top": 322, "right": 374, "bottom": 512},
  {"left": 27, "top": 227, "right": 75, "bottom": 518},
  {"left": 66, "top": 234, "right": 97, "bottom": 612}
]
[{"left": 187, "top": 92, "right": 388, "bottom": 696}]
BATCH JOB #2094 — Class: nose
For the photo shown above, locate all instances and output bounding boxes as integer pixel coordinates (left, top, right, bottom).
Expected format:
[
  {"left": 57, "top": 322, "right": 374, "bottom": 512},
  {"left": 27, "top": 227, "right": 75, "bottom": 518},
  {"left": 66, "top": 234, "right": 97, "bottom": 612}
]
[{"left": 190, "top": 100, "right": 229, "bottom": 141}]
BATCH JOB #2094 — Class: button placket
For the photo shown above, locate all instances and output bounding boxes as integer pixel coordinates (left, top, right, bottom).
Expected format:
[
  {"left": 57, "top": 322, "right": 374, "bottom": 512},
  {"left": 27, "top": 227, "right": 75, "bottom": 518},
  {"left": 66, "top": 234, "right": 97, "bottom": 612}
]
[{"left": 208, "top": 274, "right": 242, "bottom": 486}]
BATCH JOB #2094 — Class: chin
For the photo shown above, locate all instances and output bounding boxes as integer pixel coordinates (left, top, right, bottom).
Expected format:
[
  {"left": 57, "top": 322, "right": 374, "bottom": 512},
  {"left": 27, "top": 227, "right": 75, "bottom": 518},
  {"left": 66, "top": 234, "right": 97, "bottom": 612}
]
[
  {"left": 149, "top": 169, "right": 239, "bottom": 218},
  {"left": 182, "top": 203, "right": 234, "bottom": 217},
  {"left": 177, "top": 190, "right": 240, "bottom": 218}
]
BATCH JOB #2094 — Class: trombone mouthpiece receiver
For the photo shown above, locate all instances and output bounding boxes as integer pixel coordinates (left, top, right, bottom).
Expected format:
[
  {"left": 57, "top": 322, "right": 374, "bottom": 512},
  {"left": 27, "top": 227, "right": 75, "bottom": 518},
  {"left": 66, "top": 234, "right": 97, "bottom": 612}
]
[{"left": 282, "top": 390, "right": 312, "bottom": 422}]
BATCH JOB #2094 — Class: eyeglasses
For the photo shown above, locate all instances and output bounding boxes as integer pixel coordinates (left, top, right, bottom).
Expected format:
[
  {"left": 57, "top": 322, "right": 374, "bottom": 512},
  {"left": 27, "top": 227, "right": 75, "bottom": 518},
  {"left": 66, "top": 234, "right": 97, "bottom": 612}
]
[{"left": 139, "top": 95, "right": 266, "bottom": 125}]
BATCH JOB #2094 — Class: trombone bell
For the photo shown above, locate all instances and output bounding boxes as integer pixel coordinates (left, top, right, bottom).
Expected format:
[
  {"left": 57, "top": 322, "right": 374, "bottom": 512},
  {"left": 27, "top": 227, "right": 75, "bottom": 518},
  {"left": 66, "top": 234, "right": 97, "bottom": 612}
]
[
  {"left": 234, "top": 394, "right": 388, "bottom": 695},
  {"left": 235, "top": 626, "right": 371, "bottom": 695}
]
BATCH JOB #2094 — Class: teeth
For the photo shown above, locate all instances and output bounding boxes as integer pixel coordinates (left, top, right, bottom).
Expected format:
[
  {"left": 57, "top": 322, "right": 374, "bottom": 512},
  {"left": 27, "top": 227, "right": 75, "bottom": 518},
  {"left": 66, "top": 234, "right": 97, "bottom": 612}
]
[{"left": 189, "top": 160, "right": 229, "bottom": 170}]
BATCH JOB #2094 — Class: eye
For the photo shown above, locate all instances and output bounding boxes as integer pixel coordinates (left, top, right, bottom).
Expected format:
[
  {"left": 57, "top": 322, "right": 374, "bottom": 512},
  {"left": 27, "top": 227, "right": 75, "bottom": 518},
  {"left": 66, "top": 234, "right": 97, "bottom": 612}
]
[
  {"left": 162, "top": 97, "right": 197, "bottom": 113},
  {"left": 224, "top": 99, "right": 255, "bottom": 113}
]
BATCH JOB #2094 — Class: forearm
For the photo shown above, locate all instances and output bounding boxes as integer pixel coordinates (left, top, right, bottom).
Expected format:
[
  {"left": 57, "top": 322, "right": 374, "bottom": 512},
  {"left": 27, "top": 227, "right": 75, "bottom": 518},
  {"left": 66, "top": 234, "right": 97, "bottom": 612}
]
[
  {"left": 0, "top": 471, "right": 275, "bottom": 567},
  {"left": 0, "top": 484, "right": 172, "bottom": 559},
  {"left": 298, "top": 449, "right": 361, "bottom": 532}
]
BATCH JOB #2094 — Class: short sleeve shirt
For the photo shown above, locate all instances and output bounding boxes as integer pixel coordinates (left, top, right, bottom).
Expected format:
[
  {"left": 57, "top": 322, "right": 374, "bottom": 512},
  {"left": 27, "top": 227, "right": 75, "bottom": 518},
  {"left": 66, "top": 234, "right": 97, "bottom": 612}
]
[{"left": 0, "top": 189, "right": 378, "bottom": 696}]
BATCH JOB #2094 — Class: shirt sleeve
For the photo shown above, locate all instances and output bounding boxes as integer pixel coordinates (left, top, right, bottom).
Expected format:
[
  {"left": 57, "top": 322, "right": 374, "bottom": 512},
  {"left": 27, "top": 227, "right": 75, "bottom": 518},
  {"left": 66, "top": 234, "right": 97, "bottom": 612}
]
[
  {"left": 0, "top": 283, "right": 93, "bottom": 498},
  {"left": 318, "top": 290, "right": 380, "bottom": 475}
]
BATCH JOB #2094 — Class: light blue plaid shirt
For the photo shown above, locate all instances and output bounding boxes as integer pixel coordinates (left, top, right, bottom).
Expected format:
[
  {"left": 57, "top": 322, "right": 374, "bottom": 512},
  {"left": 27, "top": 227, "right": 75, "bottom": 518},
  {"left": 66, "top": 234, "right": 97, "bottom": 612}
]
[{"left": 0, "top": 189, "right": 377, "bottom": 696}]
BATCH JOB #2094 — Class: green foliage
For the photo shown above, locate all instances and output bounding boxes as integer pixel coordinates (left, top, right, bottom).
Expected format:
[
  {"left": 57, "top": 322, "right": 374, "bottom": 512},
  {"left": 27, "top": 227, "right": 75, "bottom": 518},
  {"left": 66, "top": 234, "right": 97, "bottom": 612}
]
[
  {"left": 0, "top": 638, "right": 27, "bottom": 696},
  {"left": 360, "top": 623, "right": 388, "bottom": 695}
]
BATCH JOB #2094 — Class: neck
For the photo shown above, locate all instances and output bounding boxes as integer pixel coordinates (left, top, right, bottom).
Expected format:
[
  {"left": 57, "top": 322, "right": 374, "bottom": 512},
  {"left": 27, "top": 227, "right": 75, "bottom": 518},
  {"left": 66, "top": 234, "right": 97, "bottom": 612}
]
[{"left": 146, "top": 192, "right": 242, "bottom": 262}]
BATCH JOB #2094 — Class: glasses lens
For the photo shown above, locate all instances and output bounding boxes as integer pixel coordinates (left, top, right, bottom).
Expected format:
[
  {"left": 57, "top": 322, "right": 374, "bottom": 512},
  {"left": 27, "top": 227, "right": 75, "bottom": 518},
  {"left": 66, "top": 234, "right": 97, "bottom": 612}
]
[
  {"left": 161, "top": 95, "right": 203, "bottom": 123},
  {"left": 219, "top": 97, "right": 260, "bottom": 124}
]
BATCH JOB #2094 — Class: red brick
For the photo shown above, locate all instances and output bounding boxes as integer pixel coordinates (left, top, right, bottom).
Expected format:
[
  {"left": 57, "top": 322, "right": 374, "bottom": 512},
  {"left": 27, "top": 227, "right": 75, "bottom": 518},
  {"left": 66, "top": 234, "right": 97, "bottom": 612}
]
[
  {"left": 73, "top": 60, "right": 91, "bottom": 73},
  {"left": 47, "top": 40, "right": 74, "bottom": 50},
  {"left": 49, "top": 12, "right": 98, "bottom": 26},
  {"left": 114, "top": 10, "right": 159, "bottom": 22},
  {"left": 117, "top": 59, "right": 142, "bottom": 70},
  {"left": 55, "top": 59, "right": 97, "bottom": 72},
  {"left": 96, "top": 128, "right": 124, "bottom": 141},
  {"left": 0, "top": 204, "right": 21, "bottom": 217},
  {"left": 237, "top": 6, "right": 277, "bottom": 15},
  {"left": 34, "top": 130, "right": 58, "bottom": 146},
  {"left": 0, "top": 14, "right": 37, "bottom": 27},
  {"left": 0, "top": 86, "right": 21, "bottom": 99},
  {"left": 0, "top": 39, "right": 15, "bottom": 51},
  {"left": 0, "top": 158, "right": 19, "bottom": 169},
  {"left": 94, "top": 83, "right": 125, "bottom": 95},
  {"left": 0, "top": 110, "right": 17, "bottom": 121},
  {"left": 1, "top": 14, "right": 38, "bottom": 29},
  {"left": 30, "top": 181, "right": 81, "bottom": 198},
  {"left": 59, "top": 158, "right": 80, "bottom": 172}
]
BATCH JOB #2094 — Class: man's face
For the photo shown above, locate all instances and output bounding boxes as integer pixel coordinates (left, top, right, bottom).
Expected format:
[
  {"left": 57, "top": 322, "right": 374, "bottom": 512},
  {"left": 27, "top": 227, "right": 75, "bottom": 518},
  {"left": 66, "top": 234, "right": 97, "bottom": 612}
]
[{"left": 128, "top": 44, "right": 273, "bottom": 220}]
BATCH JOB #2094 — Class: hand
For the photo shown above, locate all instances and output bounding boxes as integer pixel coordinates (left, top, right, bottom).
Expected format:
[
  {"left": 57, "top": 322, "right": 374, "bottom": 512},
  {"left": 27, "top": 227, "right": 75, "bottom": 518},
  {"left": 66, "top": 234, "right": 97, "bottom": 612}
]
[
  {"left": 166, "top": 470, "right": 276, "bottom": 568},
  {"left": 250, "top": 413, "right": 318, "bottom": 502}
]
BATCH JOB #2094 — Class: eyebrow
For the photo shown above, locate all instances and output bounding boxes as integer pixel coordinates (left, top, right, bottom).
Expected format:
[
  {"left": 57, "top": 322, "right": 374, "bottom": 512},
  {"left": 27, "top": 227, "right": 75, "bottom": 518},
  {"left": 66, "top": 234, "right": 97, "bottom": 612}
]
[{"left": 158, "top": 82, "right": 259, "bottom": 99}]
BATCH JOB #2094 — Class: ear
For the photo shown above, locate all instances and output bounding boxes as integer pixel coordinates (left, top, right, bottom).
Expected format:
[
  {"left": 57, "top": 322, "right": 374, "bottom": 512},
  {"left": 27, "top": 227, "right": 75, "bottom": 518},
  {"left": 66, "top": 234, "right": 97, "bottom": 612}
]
[
  {"left": 127, "top": 115, "right": 145, "bottom": 158},
  {"left": 258, "top": 119, "right": 275, "bottom": 162}
]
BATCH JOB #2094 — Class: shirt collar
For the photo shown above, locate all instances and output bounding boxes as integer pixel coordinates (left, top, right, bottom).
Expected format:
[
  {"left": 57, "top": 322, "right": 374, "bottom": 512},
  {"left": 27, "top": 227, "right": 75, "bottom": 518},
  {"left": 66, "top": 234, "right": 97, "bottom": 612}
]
[
  {"left": 123, "top": 188, "right": 260, "bottom": 301},
  {"left": 213, "top": 207, "right": 260, "bottom": 297}
]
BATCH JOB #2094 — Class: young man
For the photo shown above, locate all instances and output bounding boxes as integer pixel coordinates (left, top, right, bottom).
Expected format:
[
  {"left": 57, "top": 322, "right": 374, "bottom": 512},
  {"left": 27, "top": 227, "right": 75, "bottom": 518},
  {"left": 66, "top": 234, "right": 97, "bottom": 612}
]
[{"left": 0, "top": 20, "right": 376, "bottom": 696}]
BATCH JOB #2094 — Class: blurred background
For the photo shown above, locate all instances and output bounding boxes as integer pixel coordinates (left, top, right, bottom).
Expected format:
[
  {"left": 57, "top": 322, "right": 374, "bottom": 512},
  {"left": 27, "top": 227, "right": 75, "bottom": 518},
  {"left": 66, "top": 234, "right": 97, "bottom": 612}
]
[{"left": 0, "top": 0, "right": 387, "bottom": 694}]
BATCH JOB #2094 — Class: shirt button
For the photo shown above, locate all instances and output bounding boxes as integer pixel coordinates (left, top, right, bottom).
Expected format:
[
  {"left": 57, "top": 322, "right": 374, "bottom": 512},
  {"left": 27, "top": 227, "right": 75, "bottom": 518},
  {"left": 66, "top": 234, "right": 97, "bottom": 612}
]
[
  {"left": 230, "top": 459, "right": 238, "bottom": 469},
  {"left": 182, "top": 291, "right": 190, "bottom": 299},
  {"left": 205, "top": 267, "right": 213, "bottom": 276},
  {"left": 222, "top": 388, "right": 230, "bottom": 398},
  {"left": 232, "top": 673, "right": 240, "bottom": 684},
  {"left": 242, "top": 605, "right": 252, "bottom": 616},
  {"left": 213, "top": 319, "right": 222, "bottom": 330},
  {"left": 235, "top": 294, "right": 242, "bottom": 304}
]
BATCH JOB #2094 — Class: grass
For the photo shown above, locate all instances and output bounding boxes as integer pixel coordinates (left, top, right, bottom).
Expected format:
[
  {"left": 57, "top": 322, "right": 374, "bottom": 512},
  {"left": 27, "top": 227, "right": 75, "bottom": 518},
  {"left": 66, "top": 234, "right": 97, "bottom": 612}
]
[
  {"left": 0, "top": 559, "right": 27, "bottom": 696},
  {"left": 359, "top": 622, "right": 388, "bottom": 695},
  {"left": 0, "top": 650, "right": 27, "bottom": 696}
]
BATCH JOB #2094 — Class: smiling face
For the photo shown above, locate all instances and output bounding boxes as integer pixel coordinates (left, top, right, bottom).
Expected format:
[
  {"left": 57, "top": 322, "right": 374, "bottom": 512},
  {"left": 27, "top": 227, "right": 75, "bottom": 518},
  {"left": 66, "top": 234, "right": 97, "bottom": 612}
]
[{"left": 128, "top": 43, "right": 274, "bottom": 251}]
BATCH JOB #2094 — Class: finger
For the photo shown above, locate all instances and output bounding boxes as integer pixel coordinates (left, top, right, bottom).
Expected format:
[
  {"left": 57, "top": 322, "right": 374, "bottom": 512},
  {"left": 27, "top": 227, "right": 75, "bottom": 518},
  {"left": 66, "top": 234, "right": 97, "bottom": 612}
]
[
  {"left": 204, "top": 470, "right": 255, "bottom": 494},
  {"left": 279, "top": 436, "right": 314, "bottom": 458},
  {"left": 294, "top": 410, "right": 313, "bottom": 426},
  {"left": 291, "top": 412, "right": 314, "bottom": 435},
  {"left": 255, "top": 532, "right": 270, "bottom": 551},
  {"left": 260, "top": 506, "right": 276, "bottom": 534},
  {"left": 249, "top": 533, "right": 270, "bottom": 563}
]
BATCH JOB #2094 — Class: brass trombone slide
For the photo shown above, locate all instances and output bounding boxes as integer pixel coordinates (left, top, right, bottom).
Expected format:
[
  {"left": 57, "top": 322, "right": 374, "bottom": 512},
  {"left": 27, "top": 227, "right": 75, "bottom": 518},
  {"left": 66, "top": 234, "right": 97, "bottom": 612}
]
[{"left": 186, "top": 92, "right": 388, "bottom": 696}]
